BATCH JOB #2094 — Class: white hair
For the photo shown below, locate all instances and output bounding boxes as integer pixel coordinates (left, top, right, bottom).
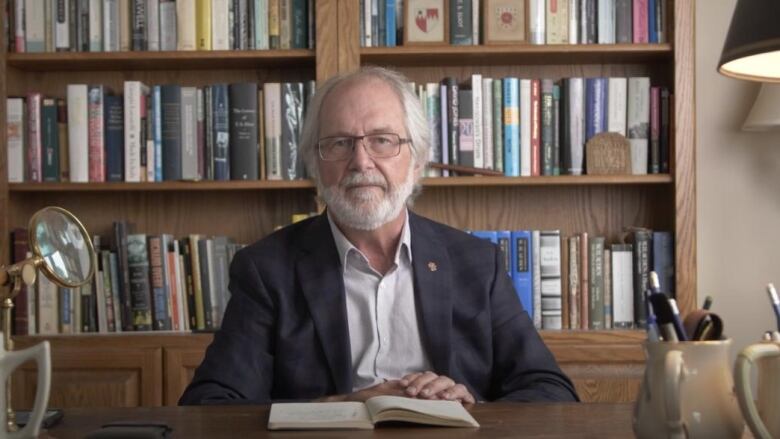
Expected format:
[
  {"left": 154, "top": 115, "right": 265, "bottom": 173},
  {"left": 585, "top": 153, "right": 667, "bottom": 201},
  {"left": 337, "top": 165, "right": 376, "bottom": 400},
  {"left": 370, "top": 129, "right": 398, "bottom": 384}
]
[{"left": 300, "top": 66, "right": 431, "bottom": 192}]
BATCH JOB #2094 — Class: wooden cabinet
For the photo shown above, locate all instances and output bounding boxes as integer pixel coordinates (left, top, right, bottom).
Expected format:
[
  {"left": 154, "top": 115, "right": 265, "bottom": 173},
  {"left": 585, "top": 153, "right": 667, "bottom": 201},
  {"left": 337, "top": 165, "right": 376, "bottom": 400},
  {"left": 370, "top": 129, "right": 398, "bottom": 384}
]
[{"left": 0, "top": 0, "right": 694, "bottom": 405}]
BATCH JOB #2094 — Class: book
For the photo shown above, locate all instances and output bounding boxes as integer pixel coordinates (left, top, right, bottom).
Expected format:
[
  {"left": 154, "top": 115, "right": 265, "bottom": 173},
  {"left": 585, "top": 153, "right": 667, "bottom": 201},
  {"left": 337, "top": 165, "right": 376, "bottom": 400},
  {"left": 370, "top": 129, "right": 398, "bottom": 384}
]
[{"left": 268, "top": 396, "right": 479, "bottom": 430}]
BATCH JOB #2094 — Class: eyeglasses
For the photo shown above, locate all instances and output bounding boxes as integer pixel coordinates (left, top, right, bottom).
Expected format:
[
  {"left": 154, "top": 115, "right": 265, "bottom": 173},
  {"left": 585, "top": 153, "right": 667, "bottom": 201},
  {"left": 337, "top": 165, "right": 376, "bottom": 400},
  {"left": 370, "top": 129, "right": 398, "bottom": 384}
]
[{"left": 317, "top": 133, "right": 411, "bottom": 161}]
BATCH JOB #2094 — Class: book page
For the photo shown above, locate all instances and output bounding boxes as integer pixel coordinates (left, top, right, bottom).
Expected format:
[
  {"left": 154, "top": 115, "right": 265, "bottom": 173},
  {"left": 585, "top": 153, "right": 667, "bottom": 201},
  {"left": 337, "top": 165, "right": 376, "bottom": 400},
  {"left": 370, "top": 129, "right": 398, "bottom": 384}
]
[
  {"left": 267, "top": 402, "right": 373, "bottom": 430},
  {"left": 365, "top": 396, "right": 479, "bottom": 427}
]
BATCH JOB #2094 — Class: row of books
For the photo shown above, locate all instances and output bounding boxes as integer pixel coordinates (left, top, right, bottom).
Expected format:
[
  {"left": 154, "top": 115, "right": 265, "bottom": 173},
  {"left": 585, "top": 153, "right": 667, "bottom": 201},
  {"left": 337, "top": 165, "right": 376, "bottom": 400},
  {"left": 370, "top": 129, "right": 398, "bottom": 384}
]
[
  {"left": 471, "top": 228, "right": 673, "bottom": 330},
  {"left": 359, "top": 0, "right": 667, "bottom": 48},
  {"left": 7, "top": 80, "right": 315, "bottom": 183},
  {"left": 418, "top": 75, "right": 670, "bottom": 178},
  {"left": 8, "top": 0, "right": 313, "bottom": 53},
  {"left": 11, "top": 226, "right": 246, "bottom": 335}
]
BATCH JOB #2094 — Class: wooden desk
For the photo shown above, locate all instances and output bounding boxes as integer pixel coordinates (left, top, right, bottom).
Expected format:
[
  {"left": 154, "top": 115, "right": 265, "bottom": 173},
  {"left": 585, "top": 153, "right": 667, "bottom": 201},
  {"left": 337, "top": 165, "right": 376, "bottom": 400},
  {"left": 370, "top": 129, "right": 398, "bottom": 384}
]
[{"left": 44, "top": 403, "right": 635, "bottom": 438}]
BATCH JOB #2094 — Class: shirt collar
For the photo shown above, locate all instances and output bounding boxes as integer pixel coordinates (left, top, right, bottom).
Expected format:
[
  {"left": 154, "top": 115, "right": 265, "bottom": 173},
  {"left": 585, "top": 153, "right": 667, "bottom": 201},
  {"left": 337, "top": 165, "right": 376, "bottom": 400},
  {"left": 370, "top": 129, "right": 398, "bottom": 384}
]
[{"left": 327, "top": 210, "right": 412, "bottom": 273}]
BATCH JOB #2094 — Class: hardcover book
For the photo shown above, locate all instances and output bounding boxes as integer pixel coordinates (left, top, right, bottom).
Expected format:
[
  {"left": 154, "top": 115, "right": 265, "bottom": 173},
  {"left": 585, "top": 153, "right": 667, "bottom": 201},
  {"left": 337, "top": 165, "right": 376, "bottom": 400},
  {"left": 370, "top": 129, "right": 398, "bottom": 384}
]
[{"left": 268, "top": 396, "right": 479, "bottom": 430}]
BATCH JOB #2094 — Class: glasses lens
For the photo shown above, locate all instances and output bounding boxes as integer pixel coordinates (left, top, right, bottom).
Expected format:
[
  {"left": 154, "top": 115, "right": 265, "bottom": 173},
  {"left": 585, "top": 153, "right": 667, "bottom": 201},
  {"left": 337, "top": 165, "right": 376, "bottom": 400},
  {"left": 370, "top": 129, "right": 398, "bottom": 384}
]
[
  {"left": 319, "top": 137, "right": 353, "bottom": 160},
  {"left": 365, "top": 134, "right": 401, "bottom": 158}
]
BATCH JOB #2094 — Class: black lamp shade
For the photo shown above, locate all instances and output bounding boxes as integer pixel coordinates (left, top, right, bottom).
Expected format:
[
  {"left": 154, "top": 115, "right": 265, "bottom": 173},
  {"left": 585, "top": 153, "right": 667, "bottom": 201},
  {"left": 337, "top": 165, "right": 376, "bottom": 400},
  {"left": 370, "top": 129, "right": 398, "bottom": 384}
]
[{"left": 718, "top": 0, "right": 780, "bottom": 82}]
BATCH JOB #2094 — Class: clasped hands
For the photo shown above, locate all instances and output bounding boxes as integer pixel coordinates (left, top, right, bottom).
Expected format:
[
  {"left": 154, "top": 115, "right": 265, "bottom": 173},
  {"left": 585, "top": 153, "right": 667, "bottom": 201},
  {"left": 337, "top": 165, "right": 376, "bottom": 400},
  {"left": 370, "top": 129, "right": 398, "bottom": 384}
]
[{"left": 322, "top": 371, "right": 475, "bottom": 404}]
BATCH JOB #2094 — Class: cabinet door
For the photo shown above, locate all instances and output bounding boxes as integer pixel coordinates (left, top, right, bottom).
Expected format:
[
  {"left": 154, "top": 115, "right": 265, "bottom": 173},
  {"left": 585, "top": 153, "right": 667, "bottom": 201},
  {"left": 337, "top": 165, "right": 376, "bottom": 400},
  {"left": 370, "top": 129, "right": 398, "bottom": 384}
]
[
  {"left": 12, "top": 347, "right": 163, "bottom": 408},
  {"left": 164, "top": 347, "right": 207, "bottom": 406}
]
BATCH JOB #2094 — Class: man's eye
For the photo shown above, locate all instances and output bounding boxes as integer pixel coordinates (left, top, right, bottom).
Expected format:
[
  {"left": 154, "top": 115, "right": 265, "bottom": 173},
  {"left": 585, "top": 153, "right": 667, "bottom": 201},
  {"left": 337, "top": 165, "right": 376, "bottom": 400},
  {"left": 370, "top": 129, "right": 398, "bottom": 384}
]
[
  {"left": 372, "top": 136, "right": 392, "bottom": 145},
  {"left": 331, "top": 139, "right": 351, "bottom": 148}
]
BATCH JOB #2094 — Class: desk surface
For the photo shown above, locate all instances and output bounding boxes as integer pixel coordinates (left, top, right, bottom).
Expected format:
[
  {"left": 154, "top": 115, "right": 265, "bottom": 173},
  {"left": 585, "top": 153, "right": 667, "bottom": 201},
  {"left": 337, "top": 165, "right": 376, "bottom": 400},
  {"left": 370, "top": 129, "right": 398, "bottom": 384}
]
[{"left": 43, "top": 402, "right": 636, "bottom": 438}]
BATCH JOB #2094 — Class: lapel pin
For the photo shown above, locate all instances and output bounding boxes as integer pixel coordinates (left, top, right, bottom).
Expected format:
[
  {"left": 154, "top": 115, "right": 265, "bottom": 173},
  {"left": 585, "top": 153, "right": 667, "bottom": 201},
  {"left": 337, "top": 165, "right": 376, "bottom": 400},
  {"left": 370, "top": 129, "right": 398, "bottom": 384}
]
[{"left": 428, "top": 262, "right": 437, "bottom": 272}]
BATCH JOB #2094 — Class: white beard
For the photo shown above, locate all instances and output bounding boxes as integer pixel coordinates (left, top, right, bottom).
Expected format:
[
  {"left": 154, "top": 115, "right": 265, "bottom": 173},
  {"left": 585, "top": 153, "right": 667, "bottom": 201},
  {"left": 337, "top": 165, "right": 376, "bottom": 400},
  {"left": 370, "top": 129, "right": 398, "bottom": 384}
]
[{"left": 319, "top": 166, "right": 415, "bottom": 231}]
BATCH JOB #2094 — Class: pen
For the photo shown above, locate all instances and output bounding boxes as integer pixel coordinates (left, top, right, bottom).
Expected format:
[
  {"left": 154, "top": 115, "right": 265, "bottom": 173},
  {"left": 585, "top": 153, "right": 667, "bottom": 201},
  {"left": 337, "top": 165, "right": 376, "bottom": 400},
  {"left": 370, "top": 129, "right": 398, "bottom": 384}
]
[
  {"left": 668, "top": 299, "right": 688, "bottom": 341},
  {"left": 767, "top": 283, "right": 780, "bottom": 332},
  {"left": 703, "top": 295, "right": 713, "bottom": 310}
]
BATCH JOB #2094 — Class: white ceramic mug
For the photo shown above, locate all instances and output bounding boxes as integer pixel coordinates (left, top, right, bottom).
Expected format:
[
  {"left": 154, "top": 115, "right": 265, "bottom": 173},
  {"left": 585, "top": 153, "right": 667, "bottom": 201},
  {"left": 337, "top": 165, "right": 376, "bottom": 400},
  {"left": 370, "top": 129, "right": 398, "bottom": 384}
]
[
  {"left": 633, "top": 339, "right": 744, "bottom": 439},
  {"left": 735, "top": 341, "right": 780, "bottom": 439},
  {"left": 0, "top": 340, "right": 51, "bottom": 439}
]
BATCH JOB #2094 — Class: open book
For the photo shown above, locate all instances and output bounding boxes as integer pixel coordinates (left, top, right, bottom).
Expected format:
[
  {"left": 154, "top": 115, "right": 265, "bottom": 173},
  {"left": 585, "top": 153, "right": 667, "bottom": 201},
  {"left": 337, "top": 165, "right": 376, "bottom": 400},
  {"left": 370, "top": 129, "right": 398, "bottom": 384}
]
[{"left": 267, "top": 395, "right": 480, "bottom": 430}]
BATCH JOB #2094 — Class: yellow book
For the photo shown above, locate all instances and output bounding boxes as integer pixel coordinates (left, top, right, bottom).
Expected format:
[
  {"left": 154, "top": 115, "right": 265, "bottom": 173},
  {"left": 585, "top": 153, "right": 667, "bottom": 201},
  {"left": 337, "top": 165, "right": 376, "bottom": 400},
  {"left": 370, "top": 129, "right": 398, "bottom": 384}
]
[
  {"left": 197, "top": 0, "right": 212, "bottom": 50},
  {"left": 269, "top": 0, "right": 280, "bottom": 48}
]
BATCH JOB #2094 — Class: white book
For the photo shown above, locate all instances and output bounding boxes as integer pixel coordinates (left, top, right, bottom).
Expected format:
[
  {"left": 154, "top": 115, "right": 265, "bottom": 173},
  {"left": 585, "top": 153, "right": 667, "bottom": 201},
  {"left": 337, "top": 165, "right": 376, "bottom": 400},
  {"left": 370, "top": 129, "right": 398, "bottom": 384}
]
[
  {"left": 607, "top": 77, "right": 627, "bottom": 136},
  {"left": 67, "top": 84, "right": 89, "bottom": 182},
  {"left": 567, "top": 77, "right": 584, "bottom": 175},
  {"left": 264, "top": 82, "right": 282, "bottom": 180},
  {"left": 532, "top": 230, "right": 542, "bottom": 329},
  {"left": 7, "top": 98, "right": 25, "bottom": 183},
  {"left": 579, "top": 0, "right": 588, "bottom": 43},
  {"left": 146, "top": 0, "right": 159, "bottom": 50},
  {"left": 568, "top": 0, "right": 578, "bottom": 44},
  {"left": 540, "top": 230, "right": 562, "bottom": 330},
  {"left": 103, "top": 0, "right": 120, "bottom": 50},
  {"left": 627, "top": 77, "right": 650, "bottom": 175},
  {"left": 55, "top": 0, "right": 70, "bottom": 50},
  {"left": 424, "top": 83, "right": 441, "bottom": 177},
  {"left": 181, "top": 86, "right": 199, "bottom": 180},
  {"left": 36, "top": 275, "right": 59, "bottom": 335},
  {"left": 546, "top": 0, "right": 569, "bottom": 44},
  {"left": 471, "top": 74, "right": 483, "bottom": 169},
  {"left": 159, "top": 0, "right": 177, "bottom": 50},
  {"left": 25, "top": 0, "right": 46, "bottom": 52},
  {"left": 611, "top": 244, "right": 634, "bottom": 328},
  {"left": 597, "top": 0, "right": 615, "bottom": 44},
  {"left": 269, "top": 396, "right": 479, "bottom": 430},
  {"left": 211, "top": 0, "right": 229, "bottom": 49},
  {"left": 45, "top": 0, "right": 52, "bottom": 51},
  {"left": 254, "top": 0, "right": 268, "bottom": 49},
  {"left": 520, "top": 79, "right": 532, "bottom": 177},
  {"left": 482, "top": 78, "right": 493, "bottom": 170},
  {"left": 123, "top": 81, "right": 149, "bottom": 182},
  {"left": 364, "top": 0, "right": 372, "bottom": 47},
  {"left": 529, "top": 0, "right": 545, "bottom": 44},
  {"left": 15, "top": 0, "right": 25, "bottom": 52},
  {"left": 176, "top": 0, "right": 197, "bottom": 50},
  {"left": 89, "top": 0, "right": 102, "bottom": 51},
  {"left": 119, "top": 0, "right": 131, "bottom": 50},
  {"left": 472, "top": 0, "right": 479, "bottom": 45}
]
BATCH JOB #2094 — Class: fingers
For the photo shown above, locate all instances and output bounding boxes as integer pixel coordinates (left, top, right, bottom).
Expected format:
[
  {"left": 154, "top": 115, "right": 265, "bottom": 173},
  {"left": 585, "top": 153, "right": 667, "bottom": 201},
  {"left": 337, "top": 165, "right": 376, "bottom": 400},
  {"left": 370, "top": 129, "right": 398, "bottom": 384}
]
[
  {"left": 439, "top": 384, "right": 476, "bottom": 404},
  {"left": 402, "top": 371, "right": 442, "bottom": 398}
]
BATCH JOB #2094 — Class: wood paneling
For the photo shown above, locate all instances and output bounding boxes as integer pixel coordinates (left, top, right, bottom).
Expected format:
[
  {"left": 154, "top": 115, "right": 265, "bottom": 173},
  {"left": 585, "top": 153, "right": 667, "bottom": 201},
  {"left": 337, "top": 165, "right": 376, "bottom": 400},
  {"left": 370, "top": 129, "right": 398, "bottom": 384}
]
[
  {"left": 315, "top": 0, "right": 338, "bottom": 83},
  {"left": 164, "top": 347, "right": 208, "bottom": 405}
]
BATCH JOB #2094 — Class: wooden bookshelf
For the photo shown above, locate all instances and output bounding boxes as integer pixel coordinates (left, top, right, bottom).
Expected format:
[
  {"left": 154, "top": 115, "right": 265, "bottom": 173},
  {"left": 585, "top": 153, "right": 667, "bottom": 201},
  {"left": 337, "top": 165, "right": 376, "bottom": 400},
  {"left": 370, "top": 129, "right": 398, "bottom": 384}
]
[{"left": 1, "top": 0, "right": 695, "bottom": 407}]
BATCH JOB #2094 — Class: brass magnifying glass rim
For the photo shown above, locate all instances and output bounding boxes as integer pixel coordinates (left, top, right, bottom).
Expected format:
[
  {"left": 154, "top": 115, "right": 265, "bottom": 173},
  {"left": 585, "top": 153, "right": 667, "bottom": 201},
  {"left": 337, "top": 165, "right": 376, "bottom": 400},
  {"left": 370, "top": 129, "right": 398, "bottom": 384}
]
[{"left": 27, "top": 206, "right": 95, "bottom": 289}]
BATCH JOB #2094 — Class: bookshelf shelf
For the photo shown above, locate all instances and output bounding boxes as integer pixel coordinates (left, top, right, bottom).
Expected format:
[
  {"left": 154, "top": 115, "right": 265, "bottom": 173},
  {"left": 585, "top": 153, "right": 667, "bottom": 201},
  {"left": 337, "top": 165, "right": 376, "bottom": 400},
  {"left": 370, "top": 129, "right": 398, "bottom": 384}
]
[
  {"left": 8, "top": 175, "right": 672, "bottom": 192},
  {"left": 361, "top": 43, "right": 673, "bottom": 67},
  {"left": 6, "top": 49, "right": 316, "bottom": 71}
]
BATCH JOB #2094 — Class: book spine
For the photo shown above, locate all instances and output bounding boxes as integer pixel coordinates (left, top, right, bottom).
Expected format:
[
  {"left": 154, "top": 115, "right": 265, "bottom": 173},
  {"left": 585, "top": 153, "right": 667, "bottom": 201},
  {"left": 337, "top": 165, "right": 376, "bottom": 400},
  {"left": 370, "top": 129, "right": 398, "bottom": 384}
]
[
  {"left": 160, "top": 84, "right": 182, "bottom": 180},
  {"left": 103, "top": 94, "right": 124, "bottom": 181},
  {"left": 546, "top": 0, "right": 569, "bottom": 44},
  {"left": 148, "top": 236, "right": 172, "bottom": 330},
  {"left": 540, "top": 230, "right": 562, "bottom": 330},
  {"left": 450, "top": 0, "right": 471, "bottom": 45},
  {"left": 482, "top": 78, "right": 493, "bottom": 170},
  {"left": 180, "top": 87, "right": 199, "bottom": 179},
  {"left": 627, "top": 77, "right": 650, "bottom": 175},
  {"left": 585, "top": 77, "right": 607, "bottom": 142},
  {"left": 611, "top": 244, "right": 634, "bottom": 328},
  {"left": 176, "top": 0, "right": 196, "bottom": 49},
  {"left": 541, "top": 79, "right": 554, "bottom": 176},
  {"left": 67, "top": 84, "right": 89, "bottom": 182},
  {"left": 57, "top": 98, "right": 70, "bottom": 181},
  {"left": 631, "top": 229, "right": 651, "bottom": 327},
  {"left": 660, "top": 87, "right": 670, "bottom": 173},
  {"left": 88, "top": 85, "right": 105, "bottom": 182},
  {"left": 532, "top": 83, "right": 544, "bottom": 175},
  {"left": 146, "top": 0, "right": 159, "bottom": 49},
  {"left": 254, "top": 0, "right": 268, "bottom": 49},
  {"left": 425, "top": 83, "right": 442, "bottom": 176},
  {"left": 532, "top": 230, "right": 541, "bottom": 328},
  {"left": 652, "top": 231, "right": 674, "bottom": 297},
  {"left": 230, "top": 82, "right": 259, "bottom": 180},
  {"left": 279, "top": 0, "right": 289, "bottom": 49},
  {"left": 597, "top": 0, "right": 615, "bottom": 44},
  {"left": 529, "top": 0, "right": 545, "bottom": 44},
  {"left": 15, "top": 0, "right": 26, "bottom": 52},
  {"left": 25, "top": 0, "right": 46, "bottom": 52},
  {"left": 647, "top": 0, "right": 656, "bottom": 43},
  {"left": 197, "top": 0, "right": 212, "bottom": 49},
  {"left": 268, "top": 0, "right": 280, "bottom": 48},
  {"left": 88, "top": 0, "right": 102, "bottom": 50},
  {"left": 55, "top": 0, "right": 71, "bottom": 49},
  {"left": 519, "top": 79, "right": 531, "bottom": 177},
  {"left": 503, "top": 77, "right": 519, "bottom": 177},
  {"left": 127, "top": 234, "right": 153, "bottom": 331},
  {"left": 196, "top": 87, "right": 205, "bottom": 179},
  {"left": 615, "top": 0, "right": 632, "bottom": 43},
  {"left": 131, "top": 0, "right": 146, "bottom": 50},
  {"left": 109, "top": 252, "right": 123, "bottom": 331},
  {"left": 588, "top": 236, "right": 605, "bottom": 330},
  {"left": 439, "top": 83, "right": 449, "bottom": 176},
  {"left": 27, "top": 92, "right": 43, "bottom": 182},
  {"left": 649, "top": 86, "right": 661, "bottom": 174},
  {"left": 42, "top": 98, "right": 60, "bottom": 181},
  {"left": 457, "top": 89, "right": 473, "bottom": 168},
  {"left": 471, "top": 74, "right": 483, "bottom": 169},
  {"left": 280, "top": 82, "right": 303, "bottom": 180},
  {"left": 7, "top": 98, "right": 25, "bottom": 182},
  {"left": 101, "top": 251, "right": 117, "bottom": 332},
  {"left": 511, "top": 230, "right": 533, "bottom": 317},
  {"left": 113, "top": 221, "right": 133, "bottom": 331},
  {"left": 153, "top": 86, "right": 163, "bottom": 181},
  {"left": 291, "top": 0, "right": 306, "bottom": 48},
  {"left": 12, "top": 229, "right": 30, "bottom": 335},
  {"left": 263, "top": 82, "right": 282, "bottom": 180},
  {"left": 446, "top": 78, "right": 459, "bottom": 167},
  {"left": 604, "top": 248, "right": 612, "bottom": 329},
  {"left": 568, "top": 0, "right": 578, "bottom": 44},
  {"left": 552, "top": 84, "right": 561, "bottom": 175},
  {"left": 632, "top": 0, "right": 648, "bottom": 43},
  {"left": 580, "top": 232, "right": 589, "bottom": 329},
  {"left": 492, "top": 79, "right": 503, "bottom": 173},
  {"left": 212, "top": 84, "right": 230, "bottom": 180},
  {"left": 188, "top": 235, "right": 206, "bottom": 330},
  {"left": 159, "top": 0, "right": 176, "bottom": 50},
  {"left": 607, "top": 77, "right": 628, "bottom": 136}
]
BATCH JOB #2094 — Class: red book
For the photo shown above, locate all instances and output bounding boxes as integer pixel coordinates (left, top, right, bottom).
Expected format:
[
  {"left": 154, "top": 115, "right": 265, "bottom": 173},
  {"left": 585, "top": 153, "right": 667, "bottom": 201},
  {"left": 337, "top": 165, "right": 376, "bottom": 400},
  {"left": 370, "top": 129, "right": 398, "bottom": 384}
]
[
  {"left": 650, "top": 86, "right": 661, "bottom": 174},
  {"left": 530, "top": 79, "right": 541, "bottom": 177},
  {"left": 633, "top": 0, "right": 649, "bottom": 43},
  {"left": 88, "top": 85, "right": 106, "bottom": 182}
]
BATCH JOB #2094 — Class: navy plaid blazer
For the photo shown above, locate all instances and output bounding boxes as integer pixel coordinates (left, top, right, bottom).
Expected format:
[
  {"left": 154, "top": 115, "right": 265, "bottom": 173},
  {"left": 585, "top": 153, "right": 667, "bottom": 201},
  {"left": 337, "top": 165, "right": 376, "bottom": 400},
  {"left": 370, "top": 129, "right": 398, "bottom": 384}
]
[{"left": 179, "top": 212, "right": 578, "bottom": 404}]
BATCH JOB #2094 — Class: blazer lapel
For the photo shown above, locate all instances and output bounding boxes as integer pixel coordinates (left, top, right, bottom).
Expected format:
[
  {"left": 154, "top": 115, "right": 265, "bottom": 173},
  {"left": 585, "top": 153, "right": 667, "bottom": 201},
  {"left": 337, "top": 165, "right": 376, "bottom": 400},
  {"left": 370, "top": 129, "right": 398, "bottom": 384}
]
[
  {"left": 409, "top": 213, "right": 453, "bottom": 376},
  {"left": 295, "top": 214, "right": 353, "bottom": 394}
]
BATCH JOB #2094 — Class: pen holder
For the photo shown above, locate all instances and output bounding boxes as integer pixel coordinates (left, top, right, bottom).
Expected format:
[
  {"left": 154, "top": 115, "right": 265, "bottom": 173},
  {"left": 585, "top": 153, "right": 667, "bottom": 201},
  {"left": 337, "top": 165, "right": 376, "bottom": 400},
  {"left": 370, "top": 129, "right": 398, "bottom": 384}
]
[
  {"left": 633, "top": 339, "right": 744, "bottom": 439},
  {"left": 735, "top": 341, "right": 780, "bottom": 439}
]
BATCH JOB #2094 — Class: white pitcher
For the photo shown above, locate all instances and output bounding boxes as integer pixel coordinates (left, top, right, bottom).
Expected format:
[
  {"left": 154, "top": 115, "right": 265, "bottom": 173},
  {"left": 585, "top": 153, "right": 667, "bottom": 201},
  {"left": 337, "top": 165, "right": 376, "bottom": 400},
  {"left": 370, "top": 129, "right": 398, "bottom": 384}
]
[
  {"left": 633, "top": 339, "right": 744, "bottom": 439},
  {"left": 735, "top": 341, "right": 780, "bottom": 439},
  {"left": 0, "top": 339, "right": 51, "bottom": 439}
]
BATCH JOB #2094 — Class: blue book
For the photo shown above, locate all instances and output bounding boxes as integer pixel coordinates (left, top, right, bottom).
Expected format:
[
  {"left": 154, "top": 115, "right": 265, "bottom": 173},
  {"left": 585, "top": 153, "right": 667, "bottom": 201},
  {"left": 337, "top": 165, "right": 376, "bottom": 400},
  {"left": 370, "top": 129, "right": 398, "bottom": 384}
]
[
  {"left": 496, "top": 230, "right": 512, "bottom": 275},
  {"left": 385, "top": 0, "right": 395, "bottom": 47},
  {"left": 585, "top": 77, "right": 607, "bottom": 142},
  {"left": 652, "top": 231, "right": 674, "bottom": 297},
  {"left": 103, "top": 94, "right": 124, "bottom": 182},
  {"left": 471, "top": 230, "right": 498, "bottom": 243},
  {"left": 153, "top": 86, "right": 163, "bottom": 182},
  {"left": 503, "top": 78, "right": 520, "bottom": 177},
  {"left": 212, "top": 84, "right": 231, "bottom": 180},
  {"left": 648, "top": 0, "right": 658, "bottom": 43},
  {"left": 511, "top": 230, "right": 533, "bottom": 316}
]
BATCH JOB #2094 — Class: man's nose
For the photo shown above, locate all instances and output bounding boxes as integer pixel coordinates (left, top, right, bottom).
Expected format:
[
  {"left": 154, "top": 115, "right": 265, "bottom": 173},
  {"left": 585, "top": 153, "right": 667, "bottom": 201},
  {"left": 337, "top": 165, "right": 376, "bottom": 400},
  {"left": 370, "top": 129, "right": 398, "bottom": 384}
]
[{"left": 348, "top": 139, "right": 376, "bottom": 171}]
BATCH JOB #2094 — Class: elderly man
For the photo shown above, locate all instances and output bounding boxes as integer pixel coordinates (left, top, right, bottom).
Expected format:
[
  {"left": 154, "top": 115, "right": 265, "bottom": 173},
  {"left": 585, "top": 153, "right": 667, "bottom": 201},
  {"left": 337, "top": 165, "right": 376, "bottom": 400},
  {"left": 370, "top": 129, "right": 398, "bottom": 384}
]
[{"left": 179, "top": 67, "right": 578, "bottom": 405}]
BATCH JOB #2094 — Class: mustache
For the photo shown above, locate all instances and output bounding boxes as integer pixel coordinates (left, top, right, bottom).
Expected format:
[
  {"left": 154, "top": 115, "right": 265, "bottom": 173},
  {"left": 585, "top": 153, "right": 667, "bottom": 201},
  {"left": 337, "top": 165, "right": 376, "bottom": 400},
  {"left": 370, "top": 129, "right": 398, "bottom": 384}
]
[{"left": 340, "top": 172, "right": 388, "bottom": 189}]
